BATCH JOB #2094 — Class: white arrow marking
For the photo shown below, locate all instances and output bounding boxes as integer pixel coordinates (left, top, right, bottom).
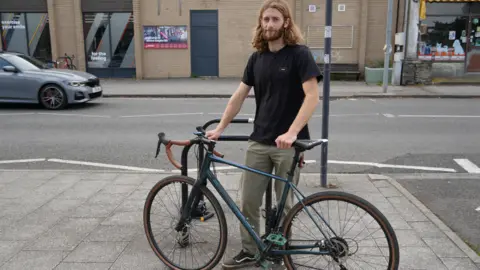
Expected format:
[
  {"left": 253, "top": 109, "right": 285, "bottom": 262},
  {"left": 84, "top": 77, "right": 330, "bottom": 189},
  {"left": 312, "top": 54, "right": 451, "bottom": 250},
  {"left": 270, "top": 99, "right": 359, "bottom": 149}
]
[
  {"left": 47, "top": 158, "right": 165, "bottom": 172},
  {"left": 453, "top": 159, "right": 480, "bottom": 173}
]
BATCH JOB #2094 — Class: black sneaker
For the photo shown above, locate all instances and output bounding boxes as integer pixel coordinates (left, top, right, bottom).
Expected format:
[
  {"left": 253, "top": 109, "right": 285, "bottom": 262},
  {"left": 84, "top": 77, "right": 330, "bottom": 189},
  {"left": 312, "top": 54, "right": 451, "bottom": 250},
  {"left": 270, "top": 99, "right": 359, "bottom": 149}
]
[{"left": 222, "top": 249, "right": 256, "bottom": 269}]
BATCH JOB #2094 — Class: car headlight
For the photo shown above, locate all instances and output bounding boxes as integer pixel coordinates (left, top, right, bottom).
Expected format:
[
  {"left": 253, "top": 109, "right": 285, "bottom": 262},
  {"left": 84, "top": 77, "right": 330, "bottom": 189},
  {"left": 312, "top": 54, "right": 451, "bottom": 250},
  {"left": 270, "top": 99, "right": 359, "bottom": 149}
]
[{"left": 67, "top": 81, "right": 86, "bottom": 87}]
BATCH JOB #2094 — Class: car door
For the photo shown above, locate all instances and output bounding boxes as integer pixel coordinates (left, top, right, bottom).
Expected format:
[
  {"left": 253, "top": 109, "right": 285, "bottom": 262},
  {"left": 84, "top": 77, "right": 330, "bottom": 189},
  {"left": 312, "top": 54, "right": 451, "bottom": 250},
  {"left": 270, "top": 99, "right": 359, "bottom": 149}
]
[
  {"left": 0, "top": 56, "right": 39, "bottom": 101},
  {"left": 0, "top": 57, "right": 15, "bottom": 99}
]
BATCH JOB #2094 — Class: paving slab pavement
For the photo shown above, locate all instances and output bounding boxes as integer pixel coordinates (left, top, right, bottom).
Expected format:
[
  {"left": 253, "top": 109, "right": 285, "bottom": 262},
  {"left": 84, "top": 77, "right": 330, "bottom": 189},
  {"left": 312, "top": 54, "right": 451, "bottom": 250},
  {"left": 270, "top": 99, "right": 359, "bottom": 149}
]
[
  {"left": 99, "top": 78, "right": 480, "bottom": 99},
  {"left": 0, "top": 170, "right": 478, "bottom": 270}
]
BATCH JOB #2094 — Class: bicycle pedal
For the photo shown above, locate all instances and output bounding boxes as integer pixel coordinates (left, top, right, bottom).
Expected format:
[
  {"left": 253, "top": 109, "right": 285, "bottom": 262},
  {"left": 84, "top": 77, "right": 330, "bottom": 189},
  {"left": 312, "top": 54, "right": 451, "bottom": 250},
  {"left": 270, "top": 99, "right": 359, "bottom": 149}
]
[{"left": 266, "top": 233, "right": 287, "bottom": 246}]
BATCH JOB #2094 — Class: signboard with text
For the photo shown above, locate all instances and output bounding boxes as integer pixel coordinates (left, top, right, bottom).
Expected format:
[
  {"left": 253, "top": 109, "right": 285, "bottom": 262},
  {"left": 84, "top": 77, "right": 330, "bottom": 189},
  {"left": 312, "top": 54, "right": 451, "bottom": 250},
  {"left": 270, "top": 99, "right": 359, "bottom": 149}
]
[{"left": 143, "top": 25, "right": 188, "bottom": 49}]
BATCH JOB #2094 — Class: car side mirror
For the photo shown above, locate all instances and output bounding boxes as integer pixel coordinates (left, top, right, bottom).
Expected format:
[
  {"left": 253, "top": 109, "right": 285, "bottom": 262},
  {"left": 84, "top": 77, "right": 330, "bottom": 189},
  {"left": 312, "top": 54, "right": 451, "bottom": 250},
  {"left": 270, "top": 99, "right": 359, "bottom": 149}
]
[{"left": 3, "top": 66, "right": 18, "bottom": 73}]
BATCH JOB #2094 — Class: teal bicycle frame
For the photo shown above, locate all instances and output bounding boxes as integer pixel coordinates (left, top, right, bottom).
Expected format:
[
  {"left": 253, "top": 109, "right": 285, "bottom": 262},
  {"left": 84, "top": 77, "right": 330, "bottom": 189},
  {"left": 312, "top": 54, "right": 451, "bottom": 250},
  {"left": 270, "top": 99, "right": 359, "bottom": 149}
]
[{"left": 177, "top": 137, "right": 337, "bottom": 257}]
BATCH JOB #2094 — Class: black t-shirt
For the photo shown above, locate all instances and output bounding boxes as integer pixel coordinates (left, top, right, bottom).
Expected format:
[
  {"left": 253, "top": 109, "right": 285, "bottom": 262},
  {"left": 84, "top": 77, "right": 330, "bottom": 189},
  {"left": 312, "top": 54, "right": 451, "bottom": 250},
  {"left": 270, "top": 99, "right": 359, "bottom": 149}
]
[{"left": 241, "top": 44, "right": 322, "bottom": 145}]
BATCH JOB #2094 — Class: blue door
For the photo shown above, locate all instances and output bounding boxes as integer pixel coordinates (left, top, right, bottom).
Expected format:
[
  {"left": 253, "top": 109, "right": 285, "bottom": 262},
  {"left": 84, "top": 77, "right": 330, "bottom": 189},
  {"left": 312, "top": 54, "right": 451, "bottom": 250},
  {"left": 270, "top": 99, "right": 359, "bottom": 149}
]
[{"left": 190, "top": 10, "right": 219, "bottom": 77}]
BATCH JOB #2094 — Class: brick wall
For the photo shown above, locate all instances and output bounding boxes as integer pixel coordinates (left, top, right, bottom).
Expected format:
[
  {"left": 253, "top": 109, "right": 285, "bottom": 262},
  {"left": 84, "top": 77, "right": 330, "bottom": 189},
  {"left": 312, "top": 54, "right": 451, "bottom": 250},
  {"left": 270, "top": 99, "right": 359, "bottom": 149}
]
[
  {"left": 296, "top": 0, "right": 362, "bottom": 64},
  {"left": 136, "top": 0, "right": 262, "bottom": 78},
  {"left": 43, "top": 0, "right": 400, "bottom": 78},
  {"left": 365, "top": 0, "right": 400, "bottom": 66}
]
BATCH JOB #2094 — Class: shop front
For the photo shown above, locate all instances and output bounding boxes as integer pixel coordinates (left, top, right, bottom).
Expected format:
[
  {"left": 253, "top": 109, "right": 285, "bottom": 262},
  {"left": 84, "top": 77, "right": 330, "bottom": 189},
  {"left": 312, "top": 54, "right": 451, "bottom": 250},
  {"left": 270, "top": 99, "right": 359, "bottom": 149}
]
[
  {"left": 418, "top": 1, "right": 480, "bottom": 76},
  {"left": 0, "top": 1, "right": 52, "bottom": 63}
]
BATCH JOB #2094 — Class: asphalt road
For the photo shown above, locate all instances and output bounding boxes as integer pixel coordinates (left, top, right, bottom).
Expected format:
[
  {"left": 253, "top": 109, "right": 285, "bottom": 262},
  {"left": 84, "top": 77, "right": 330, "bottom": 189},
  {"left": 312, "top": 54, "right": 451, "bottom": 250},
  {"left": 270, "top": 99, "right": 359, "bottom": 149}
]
[{"left": 0, "top": 98, "right": 479, "bottom": 175}]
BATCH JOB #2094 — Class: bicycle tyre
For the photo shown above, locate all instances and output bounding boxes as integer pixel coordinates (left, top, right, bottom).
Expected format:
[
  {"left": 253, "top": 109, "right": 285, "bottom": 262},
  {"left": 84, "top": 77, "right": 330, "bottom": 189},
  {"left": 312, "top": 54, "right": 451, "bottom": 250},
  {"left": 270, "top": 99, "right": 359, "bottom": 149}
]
[
  {"left": 143, "top": 175, "right": 228, "bottom": 270},
  {"left": 281, "top": 191, "right": 400, "bottom": 270}
]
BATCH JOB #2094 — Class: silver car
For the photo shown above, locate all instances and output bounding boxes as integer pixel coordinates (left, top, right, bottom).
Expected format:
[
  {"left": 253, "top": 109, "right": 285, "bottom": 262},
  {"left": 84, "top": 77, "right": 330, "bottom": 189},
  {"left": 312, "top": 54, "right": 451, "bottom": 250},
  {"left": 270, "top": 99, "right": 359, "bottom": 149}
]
[{"left": 0, "top": 51, "right": 102, "bottom": 110}]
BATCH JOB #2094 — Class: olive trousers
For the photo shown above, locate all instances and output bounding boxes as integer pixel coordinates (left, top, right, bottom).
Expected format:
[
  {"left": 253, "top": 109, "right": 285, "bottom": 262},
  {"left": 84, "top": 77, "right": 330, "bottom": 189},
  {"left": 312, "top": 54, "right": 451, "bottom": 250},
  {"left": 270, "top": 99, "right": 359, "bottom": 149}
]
[{"left": 239, "top": 140, "right": 301, "bottom": 254}]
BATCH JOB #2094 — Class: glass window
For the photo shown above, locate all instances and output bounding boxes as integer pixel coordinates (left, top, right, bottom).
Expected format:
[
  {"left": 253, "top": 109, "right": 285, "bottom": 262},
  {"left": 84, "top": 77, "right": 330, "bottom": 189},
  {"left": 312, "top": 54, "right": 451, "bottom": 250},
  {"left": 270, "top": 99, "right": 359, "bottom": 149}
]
[
  {"left": 84, "top": 13, "right": 111, "bottom": 68},
  {"left": 0, "top": 13, "right": 52, "bottom": 62},
  {"left": 83, "top": 12, "right": 135, "bottom": 69},
  {"left": 109, "top": 13, "right": 135, "bottom": 68},
  {"left": 25, "top": 13, "right": 52, "bottom": 62},
  {"left": 0, "top": 58, "right": 12, "bottom": 69},
  {"left": 1, "top": 13, "right": 29, "bottom": 55},
  {"left": 418, "top": 16, "right": 468, "bottom": 62},
  {"left": 1, "top": 54, "right": 48, "bottom": 71},
  {"left": 426, "top": 3, "right": 469, "bottom": 16}
]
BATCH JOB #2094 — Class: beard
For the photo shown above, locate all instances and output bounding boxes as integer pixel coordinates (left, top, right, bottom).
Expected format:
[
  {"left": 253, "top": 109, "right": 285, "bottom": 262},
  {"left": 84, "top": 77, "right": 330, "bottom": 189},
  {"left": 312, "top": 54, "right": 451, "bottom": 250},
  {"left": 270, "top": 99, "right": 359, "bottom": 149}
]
[{"left": 263, "top": 28, "right": 284, "bottom": 41}]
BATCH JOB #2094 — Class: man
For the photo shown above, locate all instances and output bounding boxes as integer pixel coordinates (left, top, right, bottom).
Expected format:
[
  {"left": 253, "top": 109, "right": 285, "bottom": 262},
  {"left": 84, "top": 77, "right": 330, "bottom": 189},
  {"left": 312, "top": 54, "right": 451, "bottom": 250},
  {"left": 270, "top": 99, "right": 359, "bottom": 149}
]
[{"left": 206, "top": 0, "right": 322, "bottom": 268}]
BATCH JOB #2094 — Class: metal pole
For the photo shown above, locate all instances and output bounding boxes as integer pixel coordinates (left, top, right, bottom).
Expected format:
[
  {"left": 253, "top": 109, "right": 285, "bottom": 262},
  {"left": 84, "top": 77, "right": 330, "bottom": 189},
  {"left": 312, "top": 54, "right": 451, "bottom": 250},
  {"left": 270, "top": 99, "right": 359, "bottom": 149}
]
[
  {"left": 320, "top": 0, "right": 332, "bottom": 188},
  {"left": 383, "top": 0, "right": 395, "bottom": 92}
]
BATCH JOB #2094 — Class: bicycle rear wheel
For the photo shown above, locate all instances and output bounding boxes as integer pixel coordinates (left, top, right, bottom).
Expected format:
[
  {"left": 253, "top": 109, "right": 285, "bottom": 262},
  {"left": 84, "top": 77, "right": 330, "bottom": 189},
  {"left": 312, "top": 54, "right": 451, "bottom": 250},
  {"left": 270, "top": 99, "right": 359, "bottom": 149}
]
[
  {"left": 281, "top": 191, "right": 399, "bottom": 270},
  {"left": 143, "top": 175, "right": 228, "bottom": 270}
]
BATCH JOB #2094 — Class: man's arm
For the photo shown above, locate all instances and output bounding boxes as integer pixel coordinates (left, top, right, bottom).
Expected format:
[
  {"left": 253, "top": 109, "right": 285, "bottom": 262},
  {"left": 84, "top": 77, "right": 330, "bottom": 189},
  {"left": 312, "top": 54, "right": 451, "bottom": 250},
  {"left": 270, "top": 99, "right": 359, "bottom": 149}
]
[
  {"left": 275, "top": 77, "right": 319, "bottom": 148},
  {"left": 216, "top": 82, "right": 252, "bottom": 132},
  {"left": 287, "top": 77, "right": 319, "bottom": 135}
]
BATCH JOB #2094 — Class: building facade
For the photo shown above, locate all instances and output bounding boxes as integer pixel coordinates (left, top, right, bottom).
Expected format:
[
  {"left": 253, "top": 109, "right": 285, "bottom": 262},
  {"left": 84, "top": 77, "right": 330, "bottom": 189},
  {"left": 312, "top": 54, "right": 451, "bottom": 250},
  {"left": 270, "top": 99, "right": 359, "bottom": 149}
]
[{"left": 1, "top": 0, "right": 403, "bottom": 79}]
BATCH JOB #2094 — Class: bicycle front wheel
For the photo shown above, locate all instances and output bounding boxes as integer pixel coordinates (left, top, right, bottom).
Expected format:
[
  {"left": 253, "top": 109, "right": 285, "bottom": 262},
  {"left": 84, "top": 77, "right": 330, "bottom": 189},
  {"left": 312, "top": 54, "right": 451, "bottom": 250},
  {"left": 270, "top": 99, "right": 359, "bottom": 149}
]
[
  {"left": 282, "top": 191, "right": 399, "bottom": 270},
  {"left": 143, "top": 175, "right": 228, "bottom": 270}
]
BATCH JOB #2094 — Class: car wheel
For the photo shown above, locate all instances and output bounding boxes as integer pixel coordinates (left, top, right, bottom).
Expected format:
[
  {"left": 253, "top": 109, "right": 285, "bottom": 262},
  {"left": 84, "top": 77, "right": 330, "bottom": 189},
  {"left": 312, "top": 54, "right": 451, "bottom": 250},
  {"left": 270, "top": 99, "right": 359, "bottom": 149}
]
[{"left": 38, "top": 84, "right": 68, "bottom": 110}]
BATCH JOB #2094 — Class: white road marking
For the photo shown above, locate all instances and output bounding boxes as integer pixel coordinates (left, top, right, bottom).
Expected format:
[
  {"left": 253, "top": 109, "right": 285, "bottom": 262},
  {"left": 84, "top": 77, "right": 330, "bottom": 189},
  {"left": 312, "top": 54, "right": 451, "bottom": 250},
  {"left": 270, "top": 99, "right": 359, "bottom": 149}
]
[
  {"left": 36, "top": 113, "right": 111, "bottom": 118},
  {"left": 369, "top": 99, "right": 376, "bottom": 103},
  {"left": 0, "top": 157, "right": 455, "bottom": 174},
  {"left": 327, "top": 160, "right": 456, "bottom": 172},
  {"left": 208, "top": 113, "right": 254, "bottom": 116},
  {"left": 453, "top": 159, "right": 480, "bottom": 173},
  {"left": 398, "top": 114, "right": 480, "bottom": 118},
  {"left": 171, "top": 165, "right": 236, "bottom": 173},
  {"left": 119, "top": 112, "right": 203, "bottom": 118},
  {"left": 0, "top": 113, "right": 36, "bottom": 116},
  {"left": 476, "top": 206, "right": 480, "bottom": 212},
  {"left": 0, "top": 158, "right": 46, "bottom": 164},
  {"left": 311, "top": 113, "right": 380, "bottom": 118},
  {"left": 383, "top": 113, "right": 395, "bottom": 118},
  {"left": 47, "top": 158, "right": 165, "bottom": 172},
  {"left": 172, "top": 159, "right": 455, "bottom": 173}
]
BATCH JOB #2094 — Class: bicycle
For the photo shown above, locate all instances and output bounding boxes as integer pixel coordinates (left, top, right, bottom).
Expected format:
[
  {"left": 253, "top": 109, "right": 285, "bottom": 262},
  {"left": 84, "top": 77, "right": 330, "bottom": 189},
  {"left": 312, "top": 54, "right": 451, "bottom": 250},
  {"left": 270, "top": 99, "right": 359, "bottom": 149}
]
[
  {"left": 144, "top": 127, "right": 400, "bottom": 270},
  {"left": 55, "top": 53, "right": 77, "bottom": 70}
]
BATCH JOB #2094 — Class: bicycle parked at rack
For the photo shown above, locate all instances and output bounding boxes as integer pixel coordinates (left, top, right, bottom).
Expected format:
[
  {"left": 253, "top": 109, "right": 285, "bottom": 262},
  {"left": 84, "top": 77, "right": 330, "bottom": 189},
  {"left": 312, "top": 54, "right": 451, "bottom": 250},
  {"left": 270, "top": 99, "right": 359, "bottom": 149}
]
[
  {"left": 55, "top": 53, "right": 76, "bottom": 70},
  {"left": 143, "top": 127, "right": 400, "bottom": 270}
]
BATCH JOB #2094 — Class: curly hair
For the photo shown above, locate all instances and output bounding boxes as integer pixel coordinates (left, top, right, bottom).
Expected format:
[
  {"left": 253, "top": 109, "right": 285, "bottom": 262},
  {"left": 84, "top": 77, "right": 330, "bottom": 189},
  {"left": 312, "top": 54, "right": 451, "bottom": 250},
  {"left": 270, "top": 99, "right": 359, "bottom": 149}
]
[{"left": 252, "top": 0, "right": 304, "bottom": 52}]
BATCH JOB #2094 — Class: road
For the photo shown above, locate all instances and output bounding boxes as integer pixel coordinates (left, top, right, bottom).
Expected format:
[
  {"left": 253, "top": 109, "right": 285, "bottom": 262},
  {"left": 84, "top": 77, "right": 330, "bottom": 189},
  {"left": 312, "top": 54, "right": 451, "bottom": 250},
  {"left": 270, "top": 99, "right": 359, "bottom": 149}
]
[{"left": 0, "top": 98, "right": 479, "bottom": 174}]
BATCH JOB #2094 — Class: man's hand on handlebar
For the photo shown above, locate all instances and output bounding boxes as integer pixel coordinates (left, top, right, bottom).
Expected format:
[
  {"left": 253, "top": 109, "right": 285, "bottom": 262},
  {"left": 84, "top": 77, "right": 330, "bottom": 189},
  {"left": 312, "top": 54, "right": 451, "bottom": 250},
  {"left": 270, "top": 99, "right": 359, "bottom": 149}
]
[{"left": 206, "top": 127, "right": 224, "bottom": 141}]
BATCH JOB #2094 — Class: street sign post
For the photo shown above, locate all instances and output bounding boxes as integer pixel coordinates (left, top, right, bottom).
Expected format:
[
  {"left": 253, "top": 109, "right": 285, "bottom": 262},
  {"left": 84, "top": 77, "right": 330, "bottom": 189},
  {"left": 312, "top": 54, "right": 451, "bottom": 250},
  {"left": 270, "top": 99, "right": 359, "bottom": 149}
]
[{"left": 320, "top": 0, "right": 333, "bottom": 188}]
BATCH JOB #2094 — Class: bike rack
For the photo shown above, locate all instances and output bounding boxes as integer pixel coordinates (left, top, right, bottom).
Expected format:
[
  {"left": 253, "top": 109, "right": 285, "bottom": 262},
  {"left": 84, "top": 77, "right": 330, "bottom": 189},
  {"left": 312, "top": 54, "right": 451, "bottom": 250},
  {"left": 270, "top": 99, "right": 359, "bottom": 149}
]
[{"left": 177, "top": 118, "right": 275, "bottom": 234}]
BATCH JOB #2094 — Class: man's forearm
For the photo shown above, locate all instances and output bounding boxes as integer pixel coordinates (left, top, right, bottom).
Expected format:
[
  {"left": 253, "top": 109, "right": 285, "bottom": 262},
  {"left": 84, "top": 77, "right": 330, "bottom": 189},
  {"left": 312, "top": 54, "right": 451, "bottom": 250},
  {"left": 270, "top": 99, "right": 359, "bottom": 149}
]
[
  {"left": 288, "top": 92, "right": 319, "bottom": 135},
  {"left": 217, "top": 85, "right": 249, "bottom": 130},
  {"left": 217, "top": 101, "right": 241, "bottom": 130}
]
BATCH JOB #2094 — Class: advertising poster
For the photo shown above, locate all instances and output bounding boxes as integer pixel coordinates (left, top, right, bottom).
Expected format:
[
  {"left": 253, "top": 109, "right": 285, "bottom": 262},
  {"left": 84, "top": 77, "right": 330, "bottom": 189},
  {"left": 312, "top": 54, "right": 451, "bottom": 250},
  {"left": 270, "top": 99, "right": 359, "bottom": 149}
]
[{"left": 143, "top": 25, "right": 188, "bottom": 49}]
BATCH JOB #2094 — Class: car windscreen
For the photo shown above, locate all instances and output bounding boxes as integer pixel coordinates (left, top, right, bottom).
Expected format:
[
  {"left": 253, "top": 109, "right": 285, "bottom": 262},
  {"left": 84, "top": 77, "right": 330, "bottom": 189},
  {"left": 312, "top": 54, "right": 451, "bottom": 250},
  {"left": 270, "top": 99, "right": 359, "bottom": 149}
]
[{"left": 2, "top": 54, "right": 46, "bottom": 71}]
